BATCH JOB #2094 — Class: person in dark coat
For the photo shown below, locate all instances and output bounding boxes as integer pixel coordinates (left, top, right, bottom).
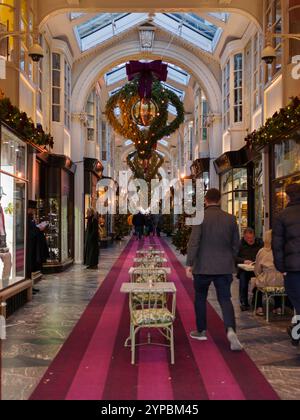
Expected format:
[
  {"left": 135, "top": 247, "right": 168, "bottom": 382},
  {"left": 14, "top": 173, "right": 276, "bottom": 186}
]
[
  {"left": 132, "top": 212, "right": 145, "bottom": 240},
  {"left": 236, "top": 228, "right": 264, "bottom": 311},
  {"left": 186, "top": 188, "right": 243, "bottom": 351},
  {"left": 84, "top": 209, "right": 99, "bottom": 269},
  {"left": 272, "top": 183, "right": 300, "bottom": 346},
  {"left": 26, "top": 201, "right": 49, "bottom": 293},
  {"left": 145, "top": 213, "right": 154, "bottom": 237}
]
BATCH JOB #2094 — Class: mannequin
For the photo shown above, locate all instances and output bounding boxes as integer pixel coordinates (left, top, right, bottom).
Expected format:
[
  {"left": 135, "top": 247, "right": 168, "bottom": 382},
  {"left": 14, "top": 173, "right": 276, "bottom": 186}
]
[{"left": 0, "top": 188, "right": 12, "bottom": 283}]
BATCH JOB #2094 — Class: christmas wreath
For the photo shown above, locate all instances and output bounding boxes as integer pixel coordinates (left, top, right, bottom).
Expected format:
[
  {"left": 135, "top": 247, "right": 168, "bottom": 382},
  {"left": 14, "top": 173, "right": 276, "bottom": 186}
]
[{"left": 105, "top": 79, "right": 184, "bottom": 160}]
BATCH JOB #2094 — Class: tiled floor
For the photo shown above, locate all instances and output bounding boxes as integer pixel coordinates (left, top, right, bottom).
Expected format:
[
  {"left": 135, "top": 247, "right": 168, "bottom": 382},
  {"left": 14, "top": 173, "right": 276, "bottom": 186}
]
[
  {"left": 1, "top": 237, "right": 300, "bottom": 400},
  {"left": 1, "top": 240, "right": 128, "bottom": 401}
]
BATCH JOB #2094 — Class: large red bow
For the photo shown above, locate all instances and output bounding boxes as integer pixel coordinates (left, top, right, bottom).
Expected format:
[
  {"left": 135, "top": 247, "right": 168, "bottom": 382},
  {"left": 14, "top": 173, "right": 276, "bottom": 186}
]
[{"left": 126, "top": 60, "right": 168, "bottom": 99}]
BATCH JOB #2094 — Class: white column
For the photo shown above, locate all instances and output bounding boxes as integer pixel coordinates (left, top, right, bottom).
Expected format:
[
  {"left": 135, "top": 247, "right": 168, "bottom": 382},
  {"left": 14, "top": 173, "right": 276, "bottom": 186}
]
[{"left": 71, "top": 112, "right": 87, "bottom": 264}]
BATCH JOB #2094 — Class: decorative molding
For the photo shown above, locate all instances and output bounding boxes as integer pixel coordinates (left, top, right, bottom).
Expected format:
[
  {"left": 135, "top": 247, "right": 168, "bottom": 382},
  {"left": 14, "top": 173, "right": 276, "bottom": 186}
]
[{"left": 72, "top": 112, "right": 88, "bottom": 125}]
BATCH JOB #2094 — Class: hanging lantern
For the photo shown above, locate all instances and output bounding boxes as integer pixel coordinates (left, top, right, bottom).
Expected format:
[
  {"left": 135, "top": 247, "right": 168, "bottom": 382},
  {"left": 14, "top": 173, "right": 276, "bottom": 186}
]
[{"left": 132, "top": 98, "right": 158, "bottom": 127}]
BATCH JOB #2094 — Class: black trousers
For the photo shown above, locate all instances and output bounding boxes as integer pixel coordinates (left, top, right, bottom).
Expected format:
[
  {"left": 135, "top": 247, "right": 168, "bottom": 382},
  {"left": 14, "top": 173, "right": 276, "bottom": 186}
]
[
  {"left": 193, "top": 274, "right": 236, "bottom": 332},
  {"left": 285, "top": 272, "right": 300, "bottom": 316}
]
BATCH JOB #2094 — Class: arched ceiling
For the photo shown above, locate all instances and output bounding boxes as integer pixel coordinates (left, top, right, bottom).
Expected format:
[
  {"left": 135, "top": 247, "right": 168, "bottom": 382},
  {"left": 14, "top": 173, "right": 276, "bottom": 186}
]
[
  {"left": 37, "top": 1, "right": 263, "bottom": 27},
  {"left": 44, "top": 11, "right": 253, "bottom": 63}
]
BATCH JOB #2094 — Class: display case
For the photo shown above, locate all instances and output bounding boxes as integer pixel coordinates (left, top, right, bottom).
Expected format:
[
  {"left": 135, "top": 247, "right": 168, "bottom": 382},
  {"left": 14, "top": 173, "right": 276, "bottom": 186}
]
[
  {"left": 271, "top": 131, "right": 300, "bottom": 224},
  {"left": 0, "top": 123, "right": 27, "bottom": 291},
  {"left": 31, "top": 154, "right": 75, "bottom": 273},
  {"left": 215, "top": 148, "right": 254, "bottom": 236}
]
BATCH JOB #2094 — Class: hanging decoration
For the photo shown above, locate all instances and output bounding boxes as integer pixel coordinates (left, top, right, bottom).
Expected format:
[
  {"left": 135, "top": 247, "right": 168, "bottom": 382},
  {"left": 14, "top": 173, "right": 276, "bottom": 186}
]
[
  {"left": 126, "top": 60, "right": 168, "bottom": 99},
  {"left": 127, "top": 150, "right": 164, "bottom": 183},
  {"left": 0, "top": 97, "right": 54, "bottom": 149},
  {"left": 245, "top": 96, "right": 300, "bottom": 150},
  {"left": 105, "top": 60, "right": 185, "bottom": 162}
]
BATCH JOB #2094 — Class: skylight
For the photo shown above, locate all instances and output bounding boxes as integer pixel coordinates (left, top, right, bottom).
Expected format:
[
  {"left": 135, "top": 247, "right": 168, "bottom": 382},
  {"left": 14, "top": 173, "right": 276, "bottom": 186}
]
[
  {"left": 208, "top": 12, "right": 229, "bottom": 22},
  {"left": 167, "top": 64, "right": 190, "bottom": 86},
  {"left": 105, "top": 64, "right": 127, "bottom": 86},
  {"left": 74, "top": 12, "right": 224, "bottom": 53},
  {"left": 159, "top": 139, "right": 169, "bottom": 147},
  {"left": 153, "top": 13, "right": 222, "bottom": 53},
  {"left": 70, "top": 13, "right": 86, "bottom": 21},
  {"left": 109, "top": 87, "right": 122, "bottom": 97},
  {"left": 163, "top": 83, "right": 185, "bottom": 101},
  {"left": 75, "top": 13, "right": 148, "bottom": 51}
]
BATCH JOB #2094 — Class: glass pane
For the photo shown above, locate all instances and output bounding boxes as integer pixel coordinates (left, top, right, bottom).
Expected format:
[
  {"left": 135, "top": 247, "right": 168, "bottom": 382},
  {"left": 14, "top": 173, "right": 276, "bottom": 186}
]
[
  {"left": 221, "top": 171, "right": 233, "bottom": 194},
  {"left": 1, "top": 126, "right": 26, "bottom": 178},
  {"left": 0, "top": 173, "right": 26, "bottom": 290},
  {"left": 52, "top": 87, "right": 60, "bottom": 104},
  {"left": 233, "top": 191, "right": 248, "bottom": 234},
  {"left": 233, "top": 168, "right": 247, "bottom": 190},
  {"left": 52, "top": 53, "right": 61, "bottom": 70},
  {"left": 52, "top": 70, "right": 60, "bottom": 87},
  {"left": 52, "top": 105, "right": 60, "bottom": 122},
  {"left": 274, "top": 137, "right": 300, "bottom": 178},
  {"left": 221, "top": 193, "right": 233, "bottom": 214}
]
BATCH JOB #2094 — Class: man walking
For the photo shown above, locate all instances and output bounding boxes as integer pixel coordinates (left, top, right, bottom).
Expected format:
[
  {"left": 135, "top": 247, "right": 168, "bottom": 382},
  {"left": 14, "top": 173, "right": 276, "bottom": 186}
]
[
  {"left": 186, "top": 188, "right": 243, "bottom": 351},
  {"left": 272, "top": 183, "right": 300, "bottom": 346}
]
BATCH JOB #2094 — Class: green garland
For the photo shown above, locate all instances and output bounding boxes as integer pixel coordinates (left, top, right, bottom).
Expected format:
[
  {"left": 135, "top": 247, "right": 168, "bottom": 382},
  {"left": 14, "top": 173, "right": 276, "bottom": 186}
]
[
  {"left": 0, "top": 97, "right": 54, "bottom": 148},
  {"left": 127, "top": 150, "right": 164, "bottom": 182},
  {"left": 105, "top": 79, "right": 184, "bottom": 159},
  {"left": 246, "top": 96, "right": 300, "bottom": 150}
]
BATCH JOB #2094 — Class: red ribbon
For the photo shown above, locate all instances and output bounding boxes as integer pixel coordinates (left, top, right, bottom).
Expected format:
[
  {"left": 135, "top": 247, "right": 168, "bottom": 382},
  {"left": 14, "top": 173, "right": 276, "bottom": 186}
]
[{"left": 126, "top": 60, "right": 168, "bottom": 99}]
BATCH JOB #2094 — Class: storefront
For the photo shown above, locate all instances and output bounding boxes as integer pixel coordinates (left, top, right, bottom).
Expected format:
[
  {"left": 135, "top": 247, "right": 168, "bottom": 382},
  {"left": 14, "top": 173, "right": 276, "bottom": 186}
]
[
  {"left": 190, "top": 157, "right": 210, "bottom": 190},
  {"left": 0, "top": 122, "right": 31, "bottom": 317},
  {"left": 36, "top": 154, "right": 76, "bottom": 273},
  {"left": 270, "top": 128, "right": 300, "bottom": 224},
  {"left": 214, "top": 148, "right": 254, "bottom": 236}
]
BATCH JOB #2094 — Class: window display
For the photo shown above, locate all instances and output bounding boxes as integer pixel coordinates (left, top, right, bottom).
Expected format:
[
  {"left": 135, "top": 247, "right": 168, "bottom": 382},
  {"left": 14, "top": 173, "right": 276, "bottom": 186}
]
[
  {"left": 221, "top": 168, "right": 248, "bottom": 234},
  {"left": 271, "top": 133, "right": 300, "bottom": 223},
  {"left": 0, "top": 124, "right": 27, "bottom": 291}
]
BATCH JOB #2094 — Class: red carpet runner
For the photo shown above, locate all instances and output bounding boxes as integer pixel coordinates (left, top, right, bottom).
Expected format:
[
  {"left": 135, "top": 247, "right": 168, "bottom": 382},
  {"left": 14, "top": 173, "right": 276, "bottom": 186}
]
[{"left": 30, "top": 237, "right": 279, "bottom": 401}]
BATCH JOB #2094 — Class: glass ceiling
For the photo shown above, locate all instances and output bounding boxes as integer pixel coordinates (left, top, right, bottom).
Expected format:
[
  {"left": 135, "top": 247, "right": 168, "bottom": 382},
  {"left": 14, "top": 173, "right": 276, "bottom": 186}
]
[{"left": 74, "top": 12, "right": 226, "bottom": 53}]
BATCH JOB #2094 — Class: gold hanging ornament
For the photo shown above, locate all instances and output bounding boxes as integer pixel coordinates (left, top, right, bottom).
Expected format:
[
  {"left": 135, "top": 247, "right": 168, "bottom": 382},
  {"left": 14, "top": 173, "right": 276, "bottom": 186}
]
[{"left": 132, "top": 98, "right": 158, "bottom": 127}]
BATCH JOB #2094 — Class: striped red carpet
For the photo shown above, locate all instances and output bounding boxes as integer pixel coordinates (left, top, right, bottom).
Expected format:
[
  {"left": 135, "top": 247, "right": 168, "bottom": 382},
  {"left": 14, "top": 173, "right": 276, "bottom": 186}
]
[{"left": 30, "top": 237, "right": 279, "bottom": 401}]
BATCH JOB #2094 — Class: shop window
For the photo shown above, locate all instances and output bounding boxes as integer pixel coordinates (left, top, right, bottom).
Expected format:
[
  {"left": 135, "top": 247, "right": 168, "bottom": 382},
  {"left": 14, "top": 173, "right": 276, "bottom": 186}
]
[
  {"left": 274, "top": 135, "right": 300, "bottom": 179},
  {"left": 0, "top": 125, "right": 27, "bottom": 290},
  {"left": 52, "top": 53, "right": 61, "bottom": 122},
  {"left": 221, "top": 168, "right": 248, "bottom": 234},
  {"left": 234, "top": 53, "right": 243, "bottom": 123},
  {"left": 223, "top": 60, "right": 230, "bottom": 130}
]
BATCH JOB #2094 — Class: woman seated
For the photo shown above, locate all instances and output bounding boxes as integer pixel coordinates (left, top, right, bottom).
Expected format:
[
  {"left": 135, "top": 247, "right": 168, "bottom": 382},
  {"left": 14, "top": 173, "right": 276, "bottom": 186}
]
[{"left": 253, "top": 230, "right": 284, "bottom": 316}]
